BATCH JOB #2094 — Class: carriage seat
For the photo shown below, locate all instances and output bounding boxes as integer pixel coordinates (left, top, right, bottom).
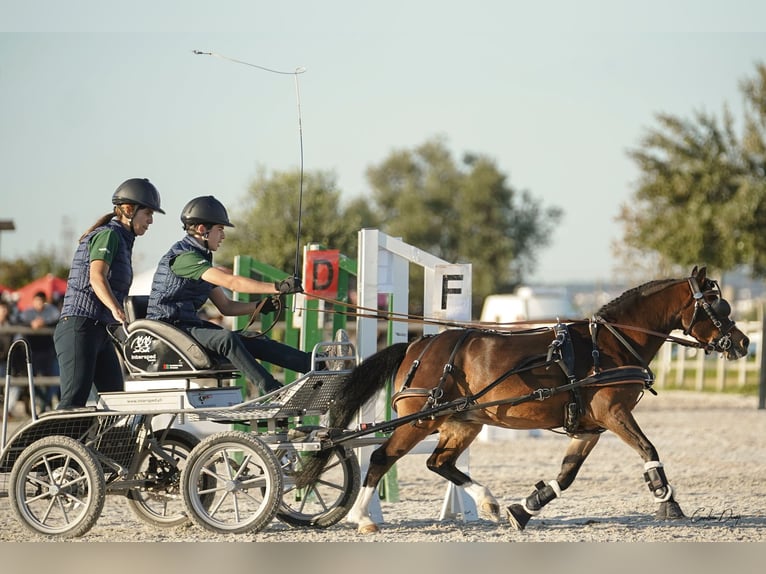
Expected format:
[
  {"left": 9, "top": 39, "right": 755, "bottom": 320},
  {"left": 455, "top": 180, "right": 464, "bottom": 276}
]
[{"left": 113, "top": 295, "right": 239, "bottom": 381}]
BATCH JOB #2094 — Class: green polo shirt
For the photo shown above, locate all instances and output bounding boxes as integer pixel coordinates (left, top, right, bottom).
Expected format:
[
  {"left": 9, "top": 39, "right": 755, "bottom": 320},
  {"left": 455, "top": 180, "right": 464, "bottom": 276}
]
[
  {"left": 88, "top": 229, "right": 120, "bottom": 264},
  {"left": 170, "top": 251, "right": 213, "bottom": 280}
]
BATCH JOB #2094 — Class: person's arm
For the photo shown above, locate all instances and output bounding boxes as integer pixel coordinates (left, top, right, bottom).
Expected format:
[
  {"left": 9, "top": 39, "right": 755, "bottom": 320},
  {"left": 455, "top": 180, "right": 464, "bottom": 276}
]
[
  {"left": 207, "top": 286, "right": 263, "bottom": 317},
  {"left": 200, "top": 266, "right": 279, "bottom": 296},
  {"left": 171, "top": 252, "right": 298, "bottom": 318},
  {"left": 88, "top": 229, "right": 126, "bottom": 323},
  {"left": 90, "top": 259, "right": 126, "bottom": 323}
]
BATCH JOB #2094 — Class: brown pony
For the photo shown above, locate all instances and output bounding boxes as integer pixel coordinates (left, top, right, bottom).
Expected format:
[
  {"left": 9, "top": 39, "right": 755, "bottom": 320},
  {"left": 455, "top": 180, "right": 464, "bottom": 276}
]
[{"left": 304, "top": 266, "right": 750, "bottom": 533}]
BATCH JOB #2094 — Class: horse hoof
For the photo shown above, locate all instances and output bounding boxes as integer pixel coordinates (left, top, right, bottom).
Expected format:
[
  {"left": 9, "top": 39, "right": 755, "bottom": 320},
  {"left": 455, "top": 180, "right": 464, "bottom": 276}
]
[
  {"left": 480, "top": 502, "right": 501, "bottom": 523},
  {"left": 358, "top": 524, "right": 380, "bottom": 535},
  {"left": 655, "top": 500, "right": 685, "bottom": 520},
  {"left": 507, "top": 504, "right": 531, "bottom": 531}
]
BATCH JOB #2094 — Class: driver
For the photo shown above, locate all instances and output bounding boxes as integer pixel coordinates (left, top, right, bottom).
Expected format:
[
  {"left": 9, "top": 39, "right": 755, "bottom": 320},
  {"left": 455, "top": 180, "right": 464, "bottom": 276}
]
[{"left": 145, "top": 195, "right": 311, "bottom": 395}]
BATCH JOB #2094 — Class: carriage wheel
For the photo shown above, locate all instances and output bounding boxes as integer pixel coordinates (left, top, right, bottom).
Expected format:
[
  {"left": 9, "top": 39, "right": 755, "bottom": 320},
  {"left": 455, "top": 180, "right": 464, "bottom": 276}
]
[
  {"left": 126, "top": 429, "right": 201, "bottom": 528},
  {"left": 181, "top": 431, "right": 282, "bottom": 534},
  {"left": 276, "top": 445, "right": 361, "bottom": 528},
  {"left": 9, "top": 435, "right": 106, "bottom": 538}
]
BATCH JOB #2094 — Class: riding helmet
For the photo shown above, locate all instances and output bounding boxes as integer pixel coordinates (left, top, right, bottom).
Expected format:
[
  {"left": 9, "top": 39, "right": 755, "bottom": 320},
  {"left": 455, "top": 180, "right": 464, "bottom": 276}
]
[
  {"left": 180, "top": 195, "right": 235, "bottom": 228},
  {"left": 112, "top": 178, "right": 165, "bottom": 214}
]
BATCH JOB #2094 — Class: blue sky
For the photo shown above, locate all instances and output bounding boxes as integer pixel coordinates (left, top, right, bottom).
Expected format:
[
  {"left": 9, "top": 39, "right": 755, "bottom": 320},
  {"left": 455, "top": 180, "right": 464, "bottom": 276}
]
[{"left": 1, "top": 1, "right": 765, "bottom": 285}]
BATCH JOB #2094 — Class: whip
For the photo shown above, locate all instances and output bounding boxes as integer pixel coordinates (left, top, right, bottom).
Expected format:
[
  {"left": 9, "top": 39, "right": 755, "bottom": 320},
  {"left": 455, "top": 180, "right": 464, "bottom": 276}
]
[{"left": 192, "top": 50, "right": 307, "bottom": 280}]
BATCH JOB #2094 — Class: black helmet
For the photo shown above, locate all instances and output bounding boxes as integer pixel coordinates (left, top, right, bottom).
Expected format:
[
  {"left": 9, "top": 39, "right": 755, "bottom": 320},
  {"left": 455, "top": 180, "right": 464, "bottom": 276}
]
[
  {"left": 181, "top": 195, "right": 234, "bottom": 228},
  {"left": 112, "top": 178, "right": 165, "bottom": 214}
]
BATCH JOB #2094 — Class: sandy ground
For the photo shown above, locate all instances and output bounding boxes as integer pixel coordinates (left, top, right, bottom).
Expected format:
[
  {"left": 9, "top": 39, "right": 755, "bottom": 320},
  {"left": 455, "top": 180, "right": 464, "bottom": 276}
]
[{"left": 1, "top": 389, "right": 765, "bottom": 543}]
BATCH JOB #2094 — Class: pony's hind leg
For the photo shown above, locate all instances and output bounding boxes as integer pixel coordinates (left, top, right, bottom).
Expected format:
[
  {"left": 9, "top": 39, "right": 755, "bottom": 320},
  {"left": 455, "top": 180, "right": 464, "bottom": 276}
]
[
  {"left": 507, "top": 432, "right": 601, "bottom": 531},
  {"left": 425, "top": 421, "right": 501, "bottom": 522},
  {"left": 345, "top": 423, "right": 436, "bottom": 534}
]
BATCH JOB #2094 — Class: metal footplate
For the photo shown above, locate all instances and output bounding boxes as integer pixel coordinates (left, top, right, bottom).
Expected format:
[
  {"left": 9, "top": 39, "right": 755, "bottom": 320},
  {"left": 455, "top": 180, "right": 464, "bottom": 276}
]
[
  {"left": 197, "top": 369, "right": 351, "bottom": 422},
  {"left": 95, "top": 367, "right": 351, "bottom": 424}
]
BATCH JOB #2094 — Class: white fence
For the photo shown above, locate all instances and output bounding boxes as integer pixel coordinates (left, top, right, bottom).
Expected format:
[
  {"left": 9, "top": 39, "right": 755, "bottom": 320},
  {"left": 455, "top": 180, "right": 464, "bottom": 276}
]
[{"left": 652, "top": 320, "right": 762, "bottom": 392}]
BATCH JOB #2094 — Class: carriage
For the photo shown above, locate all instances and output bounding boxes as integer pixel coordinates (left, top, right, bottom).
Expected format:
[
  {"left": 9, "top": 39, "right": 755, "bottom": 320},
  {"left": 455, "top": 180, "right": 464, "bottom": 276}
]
[
  {"left": 0, "top": 267, "right": 751, "bottom": 538},
  {"left": 0, "top": 295, "right": 364, "bottom": 538}
]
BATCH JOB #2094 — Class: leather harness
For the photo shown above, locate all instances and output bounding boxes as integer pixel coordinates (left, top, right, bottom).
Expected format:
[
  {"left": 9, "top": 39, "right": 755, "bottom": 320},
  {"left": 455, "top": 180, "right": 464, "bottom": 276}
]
[{"left": 390, "top": 322, "right": 655, "bottom": 435}]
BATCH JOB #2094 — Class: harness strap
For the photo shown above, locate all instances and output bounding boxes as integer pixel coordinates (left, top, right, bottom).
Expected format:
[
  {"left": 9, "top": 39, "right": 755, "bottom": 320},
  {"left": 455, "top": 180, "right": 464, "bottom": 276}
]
[
  {"left": 593, "top": 315, "right": 650, "bottom": 369},
  {"left": 399, "top": 335, "right": 438, "bottom": 391},
  {"left": 473, "top": 365, "right": 654, "bottom": 412},
  {"left": 391, "top": 331, "right": 474, "bottom": 413},
  {"left": 547, "top": 322, "right": 576, "bottom": 383},
  {"left": 589, "top": 318, "right": 601, "bottom": 373},
  {"left": 424, "top": 329, "right": 475, "bottom": 410},
  {"left": 546, "top": 322, "right": 584, "bottom": 433}
]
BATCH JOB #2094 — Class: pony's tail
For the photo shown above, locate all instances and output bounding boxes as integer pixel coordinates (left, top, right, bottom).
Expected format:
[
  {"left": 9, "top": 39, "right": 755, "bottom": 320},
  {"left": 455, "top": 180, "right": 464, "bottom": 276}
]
[{"left": 296, "top": 342, "right": 410, "bottom": 488}]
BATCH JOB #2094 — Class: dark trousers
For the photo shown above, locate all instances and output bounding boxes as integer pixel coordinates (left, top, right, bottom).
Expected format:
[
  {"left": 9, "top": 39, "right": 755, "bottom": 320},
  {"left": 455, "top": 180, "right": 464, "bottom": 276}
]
[
  {"left": 54, "top": 316, "right": 124, "bottom": 408},
  {"left": 185, "top": 322, "right": 311, "bottom": 394}
]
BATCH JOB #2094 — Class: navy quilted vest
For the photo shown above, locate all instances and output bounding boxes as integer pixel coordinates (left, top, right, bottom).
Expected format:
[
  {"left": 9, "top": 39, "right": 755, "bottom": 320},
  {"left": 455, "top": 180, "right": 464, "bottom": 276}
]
[
  {"left": 146, "top": 235, "right": 214, "bottom": 325},
  {"left": 60, "top": 219, "right": 135, "bottom": 323}
]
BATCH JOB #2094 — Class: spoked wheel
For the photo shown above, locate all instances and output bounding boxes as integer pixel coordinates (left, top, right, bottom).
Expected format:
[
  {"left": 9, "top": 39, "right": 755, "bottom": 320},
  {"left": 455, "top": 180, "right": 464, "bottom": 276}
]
[
  {"left": 276, "top": 444, "right": 361, "bottom": 528},
  {"left": 181, "top": 431, "right": 282, "bottom": 534},
  {"left": 126, "top": 429, "right": 200, "bottom": 527},
  {"left": 9, "top": 435, "right": 106, "bottom": 538}
]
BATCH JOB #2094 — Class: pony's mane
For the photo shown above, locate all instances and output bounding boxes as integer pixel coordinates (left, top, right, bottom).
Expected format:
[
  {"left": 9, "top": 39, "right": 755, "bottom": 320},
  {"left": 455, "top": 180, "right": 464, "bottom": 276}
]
[{"left": 596, "top": 278, "right": 682, "bottom": 319}]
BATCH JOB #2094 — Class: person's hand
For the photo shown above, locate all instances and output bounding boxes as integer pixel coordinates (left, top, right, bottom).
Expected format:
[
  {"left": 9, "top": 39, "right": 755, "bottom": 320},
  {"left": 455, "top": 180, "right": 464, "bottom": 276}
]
[
  {"left": 258, "top": 296, "right": 281, "bottom": 315},
  {"left": 111, "top": 307, "right": 127, "bottom": 323},
  {"left": 275, "top": 276, "right": 303, "bottom": 294}
]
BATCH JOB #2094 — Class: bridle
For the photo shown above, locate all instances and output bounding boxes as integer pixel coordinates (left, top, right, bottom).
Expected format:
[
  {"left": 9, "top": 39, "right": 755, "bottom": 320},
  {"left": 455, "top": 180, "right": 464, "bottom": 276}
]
[{"left": 682, "top": 276, "right": 736, "bottom": 353}]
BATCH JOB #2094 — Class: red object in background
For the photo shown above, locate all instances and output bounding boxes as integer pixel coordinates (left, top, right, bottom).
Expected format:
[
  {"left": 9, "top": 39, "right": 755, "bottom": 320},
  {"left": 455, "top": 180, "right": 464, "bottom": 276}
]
[
  {"left": 13, "top": 274, "right": 68, "bottom": 310},
  {"left": 304, "top": 250, "right": 340, "bottom": 298}
]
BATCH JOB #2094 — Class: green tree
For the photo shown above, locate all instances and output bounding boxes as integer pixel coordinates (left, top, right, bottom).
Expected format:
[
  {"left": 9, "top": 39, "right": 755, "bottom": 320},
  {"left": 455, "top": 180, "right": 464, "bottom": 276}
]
[
  {"left": 0, "top": 251, "right": 69, "bottom": 290},
  {"left": 366, "top": 137, "right": 563, "bottom": 309},
  {"left": 227, "top": 139, "right": 561, "bottom": 314},
  {"left": 218, "top": 168, "right": 375, "bottom": 273},
  {"left": 619, "top": 62, "right": 766, "bottom": 276}
]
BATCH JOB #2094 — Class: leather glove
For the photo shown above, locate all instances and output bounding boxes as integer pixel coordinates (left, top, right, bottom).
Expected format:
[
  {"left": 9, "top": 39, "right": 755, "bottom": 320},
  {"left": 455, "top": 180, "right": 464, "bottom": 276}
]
[
  {"left": 275, "top": 276, "right": 303, "bottom": 294},
  {"left": 258, "top": 295, "right": 281, "bottom": 315}
]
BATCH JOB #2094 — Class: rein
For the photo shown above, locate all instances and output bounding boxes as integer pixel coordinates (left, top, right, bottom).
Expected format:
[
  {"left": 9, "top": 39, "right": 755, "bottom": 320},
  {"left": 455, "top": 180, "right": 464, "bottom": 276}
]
[
  {"left": 330, "top": 363, "right": 654, "bottom": 446},
  {"left": 239, "top": 296, "right": 283, "bottom": 338},
  {"left": 298, "top": 293, "right": 558, "bottom": 332},
  {"left": 298, "top": 292, "right": 720, "bottom": 354}
]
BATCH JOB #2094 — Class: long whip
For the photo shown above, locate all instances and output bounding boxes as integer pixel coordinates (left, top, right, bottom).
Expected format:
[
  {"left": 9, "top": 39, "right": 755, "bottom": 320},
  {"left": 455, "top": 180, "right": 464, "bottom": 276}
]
[{"left": 192, "top": 50, "right": 307, "bottom": 279}]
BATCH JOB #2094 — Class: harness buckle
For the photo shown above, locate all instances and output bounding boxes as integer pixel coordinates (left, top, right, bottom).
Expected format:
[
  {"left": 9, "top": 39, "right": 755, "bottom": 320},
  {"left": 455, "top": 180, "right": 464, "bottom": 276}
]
[{"left": 533, "top": 388, "right": 553, "bottom": 401}]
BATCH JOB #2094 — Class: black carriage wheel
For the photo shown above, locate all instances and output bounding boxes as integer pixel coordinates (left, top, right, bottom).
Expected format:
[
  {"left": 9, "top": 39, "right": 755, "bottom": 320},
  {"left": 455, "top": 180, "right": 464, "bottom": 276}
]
[
  {"left": 276, "top": 445, "right": 361, "bottom": 528},
  {"left": 126, "top": 429, "right": 200, "bottom": 528},
  {"left": 9, "top": 435, "right": 106, "bottom": 538},
  {"left": 181, "top": 431, "right": 283, "bottom": 535}
]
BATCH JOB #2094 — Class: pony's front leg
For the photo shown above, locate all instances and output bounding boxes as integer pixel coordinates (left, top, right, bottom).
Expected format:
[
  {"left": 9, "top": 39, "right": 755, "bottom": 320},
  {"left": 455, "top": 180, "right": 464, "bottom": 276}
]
[
  {"left": 507, "top": 432, "right": 601, "bottom": 530},
  {"left": 643, "top": 460, "right": 684, "bottom": 519},
  {"left": 602, "top": 406, "right": 685, "bottom": 521}
]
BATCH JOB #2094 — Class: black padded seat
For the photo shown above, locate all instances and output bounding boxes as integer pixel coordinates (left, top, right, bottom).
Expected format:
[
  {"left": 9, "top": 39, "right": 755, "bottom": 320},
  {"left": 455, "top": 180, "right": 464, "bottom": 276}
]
[
  {"left": 126, "top": 319, "right": 218, "bottom": 370},
  {"left": 117, "top": 295, "right": 238, "bottom": 378}
]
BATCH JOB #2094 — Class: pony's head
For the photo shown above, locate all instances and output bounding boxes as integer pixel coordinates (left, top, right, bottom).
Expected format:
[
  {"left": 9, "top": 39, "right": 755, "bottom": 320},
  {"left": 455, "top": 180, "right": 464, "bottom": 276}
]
[{"left": 679, "top": 266, "right": 749, "bottom": 360}]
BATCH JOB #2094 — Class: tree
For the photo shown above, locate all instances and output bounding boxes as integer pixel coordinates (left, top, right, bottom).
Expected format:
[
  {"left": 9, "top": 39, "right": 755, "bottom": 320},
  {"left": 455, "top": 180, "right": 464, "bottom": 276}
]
[
  {"left": 619, "top": 62, "right": 766, "bottom": 276},
  {"left": 366, "top": 137, "right": 563, "bottom": 308},
  {"left": 227, "top": 139, "right": 561, "bottom": 314},
  {"left": 217, "top": 168, "right": 376, "bottom": 273},
  {"left": 0, "top": 251, "right": 69, "bottom": 290}
]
